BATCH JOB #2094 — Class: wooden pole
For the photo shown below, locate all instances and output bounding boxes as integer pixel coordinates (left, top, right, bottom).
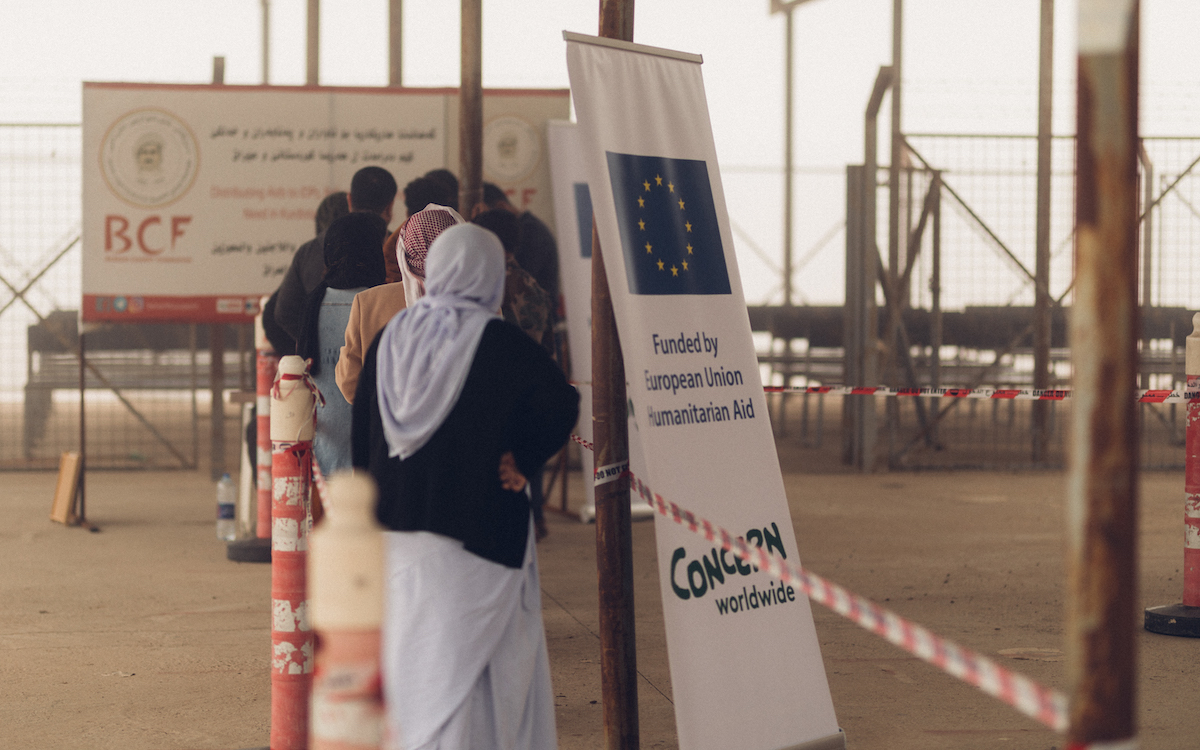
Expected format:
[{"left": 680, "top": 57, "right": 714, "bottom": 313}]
[
  {"left": 210, "top": 325, "right": 226, "bottom": 480},
  {"left": 1068, "top": 2, "right": 1140, "bottom": 746},
  {"left": 306, "top": 0, "right": 319, "bottom": 86},
  {"left": 261, "top": 0, "right": 271, "bottom": 84},
  {"left": 593, "top": 6, "right": 638, "bottom": 749},
  {"left": 458, "top": 0, "right": 483, "bottom": 214},
  {"left": 211, "top": 58, "right": 228, "bottom": 481},
  {"left": 388, "top": 0, "right": 403, "bottom": 87}
]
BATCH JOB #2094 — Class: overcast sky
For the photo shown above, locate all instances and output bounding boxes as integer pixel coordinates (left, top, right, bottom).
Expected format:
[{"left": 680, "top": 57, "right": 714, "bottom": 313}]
[{"left": 4, "top": 0, "right": 1199, "bottom": 304}]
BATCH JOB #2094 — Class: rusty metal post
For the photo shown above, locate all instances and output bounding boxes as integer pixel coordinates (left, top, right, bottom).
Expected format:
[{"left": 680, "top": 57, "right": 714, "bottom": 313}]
[
  {"left": 306, "top": 0, "right": 319, "bottom": 85},
  {"left": 593, "top": 7, "right": 638, "bottom": 750},
  {"left": 1033, "top": 0, "right": 1054, "bottom": 462},
  {"left": 459, "top": 0, "right": 483, "bottom": 214},
  {"left": 1067, "top": 2, "right": 1140, "bottom": 747},
  {"left": 388, "top": 0, "right": 403, "bottom": 87}
]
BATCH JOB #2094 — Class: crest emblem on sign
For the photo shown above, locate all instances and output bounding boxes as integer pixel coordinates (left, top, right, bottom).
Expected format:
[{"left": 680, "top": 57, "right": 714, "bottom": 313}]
[{"left": 100, "top": 108, "right": 199, "bottom": 208}]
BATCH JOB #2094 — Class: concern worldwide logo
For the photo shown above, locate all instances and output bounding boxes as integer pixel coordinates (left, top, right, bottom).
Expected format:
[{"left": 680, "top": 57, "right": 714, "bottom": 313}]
[{"left": 100, "top": 108, "right": 200, "bottom": 208}]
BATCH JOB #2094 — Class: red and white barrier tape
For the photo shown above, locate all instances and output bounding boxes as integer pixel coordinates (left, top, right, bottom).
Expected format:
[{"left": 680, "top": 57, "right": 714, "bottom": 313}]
[
  {"left": 571, "top": 433, "right": 1069, "bottom": 732},
  {"left": 765, "top": 385, "right": 1198, "bottom": 403},
  {"left": 571, "top": 381, "right": 1200, "bottom": 403}
]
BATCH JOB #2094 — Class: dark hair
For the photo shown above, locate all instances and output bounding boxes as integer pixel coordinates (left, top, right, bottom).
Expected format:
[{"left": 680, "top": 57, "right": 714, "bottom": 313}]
[
  {"left": 315, "top": 191, "right": 350, "bottom": 235},
  {"left": 471, "top": 208, "right": 520, "bottom": 256},
  {"left": 261, "top": 291, "right": 296, "bottom": 356},
  {"left": 423, "top": 169, "right": 459, "bottom": 211},
  {"left": 349, "top": 166, "right": 398, "bottom": 214},
  {"left": 482, "top": 182, "right": 510, "bottom": 208},
  {"left": 403, "top": 176, "right": 452, "bottom": 218},
  {"left": 321, "top": 213, "right": 389, "bottom": 283},
  {"left": 297, "top": 213, "right": 388, "bottom": 375}
]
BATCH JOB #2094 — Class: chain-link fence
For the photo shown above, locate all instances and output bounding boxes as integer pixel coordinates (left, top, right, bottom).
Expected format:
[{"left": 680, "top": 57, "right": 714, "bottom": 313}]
[
  {"left": 1, "top": 123, "right": 248, "bottom": 470},
  {"left": 766, "top": 134, "right": 1200, "bottom": 470},
  {"left": 8, "top": 123, "right": 1198, "bottom": 471}
]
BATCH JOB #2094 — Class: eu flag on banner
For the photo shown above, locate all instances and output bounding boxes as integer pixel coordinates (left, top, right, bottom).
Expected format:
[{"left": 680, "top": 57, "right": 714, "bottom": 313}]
[
  {"left": 605, "top": 151, "right": 731, "bottom": 296},
  {"left": 573, "top": 182, "right": 593, "bottom": 259}
]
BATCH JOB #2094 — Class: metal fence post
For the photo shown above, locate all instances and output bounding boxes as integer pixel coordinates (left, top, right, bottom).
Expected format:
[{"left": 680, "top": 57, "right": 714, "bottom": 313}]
[
  {"left": 1033, "top": 0, "right": 1055, "bottom": 463},
  {"left": 850, "top": 66, "right": 892, "bottom": 472}
]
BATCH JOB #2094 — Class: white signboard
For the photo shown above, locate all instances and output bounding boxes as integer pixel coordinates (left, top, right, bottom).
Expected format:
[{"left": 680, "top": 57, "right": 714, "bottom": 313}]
[
  {"left": 565, "top": 34, "right": 842, "bottom": 750},
  {"left": 547, "top": 121, "right": 653, "bottom": 522},
  {"left": 82, "top": 83, "right": 567, "bottom": 322}
]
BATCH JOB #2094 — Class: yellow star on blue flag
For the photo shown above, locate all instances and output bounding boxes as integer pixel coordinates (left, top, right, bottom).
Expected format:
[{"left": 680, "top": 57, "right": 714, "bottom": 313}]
[{"left": 606, "top": 151, "right": 731, "bottom": 296}]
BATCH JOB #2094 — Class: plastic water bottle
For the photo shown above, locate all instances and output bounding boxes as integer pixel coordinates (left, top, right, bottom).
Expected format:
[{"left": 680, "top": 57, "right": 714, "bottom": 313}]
[{"left": 216, "top": 473, "right": 237, "bottom": 541}]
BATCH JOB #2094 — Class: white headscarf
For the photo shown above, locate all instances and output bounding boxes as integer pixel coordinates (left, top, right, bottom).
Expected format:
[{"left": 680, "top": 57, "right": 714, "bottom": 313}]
[{"left": 377, "top": 223, "right": 505, "bottom": 459}]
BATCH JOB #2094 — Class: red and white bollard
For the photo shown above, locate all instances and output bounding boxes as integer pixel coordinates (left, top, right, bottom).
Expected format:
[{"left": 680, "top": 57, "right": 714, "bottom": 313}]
[
  {"left": 271, "top": 355, "right": 318, "bottom": 749},
  {"left": 309, "top": 472, "right": 385, "bottom": 749},
  {"left": 256, "top": 305, "right": 278, "bottom": 541},
  {"left": 1145, "top": 311, "right": 1200, "bottom": 637}
]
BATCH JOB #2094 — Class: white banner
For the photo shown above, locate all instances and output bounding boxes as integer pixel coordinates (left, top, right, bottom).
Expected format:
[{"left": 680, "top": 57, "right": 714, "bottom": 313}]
[
  {"left": 547, "top": 120, "right": 653, "bottom": 523},
  {"left": 565, "top": 34, "right": 841, "bottom": 750},
  {"left": 82, "top": 83, "right": 566, "bottom": 322}
]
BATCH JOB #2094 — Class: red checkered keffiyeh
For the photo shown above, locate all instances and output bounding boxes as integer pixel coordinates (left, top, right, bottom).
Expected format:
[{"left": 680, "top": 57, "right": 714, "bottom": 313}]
[{"left": 402, "top": 207, "right": 460, "bottom": 279}]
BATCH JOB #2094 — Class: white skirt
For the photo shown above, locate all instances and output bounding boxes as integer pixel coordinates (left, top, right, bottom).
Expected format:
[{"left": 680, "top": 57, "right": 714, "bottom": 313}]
[{"left": 382, "top": 520, "right": 557, "bottom": 750}]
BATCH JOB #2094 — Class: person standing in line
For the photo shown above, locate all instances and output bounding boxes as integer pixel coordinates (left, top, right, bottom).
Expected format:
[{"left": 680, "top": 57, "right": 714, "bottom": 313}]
[
  {"left": 480, "top": 182, "right": 561, "bottom": 324},
  {"left": 380, "top": 176, "right": 452, "bottom": 284},
  {"left": 261, "top": 191, "right": 349, "bottom": 356},
  {"left": 295, "top": 213, "right": 387, "bottom": 479},
  {"left": 423, "top": 168, "right": 460, "bottom": 211},
  {"left": 472, "top": 207, "right": 555, "bottom": 540},
  {"left": 246, "top": 190, "right": 349, "bottom": 476},
  {"left": 351, "top": 223, "right": 577, "bottom": 750},
  {"left": 336, "top": 204, "right": 463, "bottom": 404},
  {"left": 274, "top": 166, "right": 398, "bottom": 340}
]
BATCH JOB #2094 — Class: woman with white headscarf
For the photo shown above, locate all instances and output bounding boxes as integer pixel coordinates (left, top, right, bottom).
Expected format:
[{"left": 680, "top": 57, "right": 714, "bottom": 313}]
[{"left": 351, "top": 223, "right": 578, "bottom": 750}]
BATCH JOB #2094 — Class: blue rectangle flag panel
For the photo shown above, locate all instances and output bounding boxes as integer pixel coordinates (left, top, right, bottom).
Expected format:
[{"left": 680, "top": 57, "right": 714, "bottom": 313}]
[
  {"left": 573, "top": 182, "right": 593, "bottom": 259},
  {"left": 605, "top": 151, "right": 731, "bottom": 296}
]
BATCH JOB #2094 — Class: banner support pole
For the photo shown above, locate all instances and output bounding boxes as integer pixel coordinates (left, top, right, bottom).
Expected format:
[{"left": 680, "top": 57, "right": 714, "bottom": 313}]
[
  {"left": 593, "top": 8, "right": 638, "bottom": 750},
  {"left": 591, "top": 224, "right": 638, "bottom": 749}
]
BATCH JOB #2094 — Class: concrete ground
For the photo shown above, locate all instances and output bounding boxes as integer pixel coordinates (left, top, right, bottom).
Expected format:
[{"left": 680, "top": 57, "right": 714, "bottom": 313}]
[{"left": 1, "top": 435, "right": 1197, "bottom": 749}]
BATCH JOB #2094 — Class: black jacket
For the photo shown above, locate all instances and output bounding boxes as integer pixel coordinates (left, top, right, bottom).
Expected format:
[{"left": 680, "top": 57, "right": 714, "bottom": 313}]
[{"left": 352, "top": 319, "right": 579, "bottom": 567}]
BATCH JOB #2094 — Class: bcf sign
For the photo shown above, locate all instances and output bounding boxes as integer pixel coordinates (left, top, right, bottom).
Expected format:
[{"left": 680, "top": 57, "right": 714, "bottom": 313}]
[{"left": 105, "top": 214, "right": 192, "bottom": 255}]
